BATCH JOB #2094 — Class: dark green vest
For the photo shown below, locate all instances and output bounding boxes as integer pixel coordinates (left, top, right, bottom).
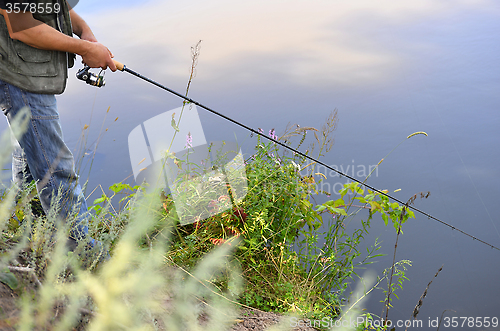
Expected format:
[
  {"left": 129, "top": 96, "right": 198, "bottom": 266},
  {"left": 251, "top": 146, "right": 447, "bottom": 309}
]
[{"left": 0, "top": 0, "right": 75, "bottom": 94}]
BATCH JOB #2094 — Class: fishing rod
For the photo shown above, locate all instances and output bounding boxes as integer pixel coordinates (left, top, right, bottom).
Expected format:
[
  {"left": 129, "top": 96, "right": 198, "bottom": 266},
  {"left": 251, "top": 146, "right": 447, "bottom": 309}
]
[{"left": 77, "top": 62, "right": 500, "bottom": 252}]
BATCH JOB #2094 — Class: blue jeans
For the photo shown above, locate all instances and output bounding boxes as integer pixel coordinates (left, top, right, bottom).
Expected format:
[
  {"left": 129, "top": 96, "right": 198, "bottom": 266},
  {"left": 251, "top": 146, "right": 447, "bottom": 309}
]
[{"left": 0, "top": 79, "right": 89, "bottom": 241}]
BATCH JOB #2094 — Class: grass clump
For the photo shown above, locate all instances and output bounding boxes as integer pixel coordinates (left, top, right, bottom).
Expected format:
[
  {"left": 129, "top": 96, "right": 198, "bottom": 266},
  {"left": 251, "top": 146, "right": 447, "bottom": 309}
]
[
  {"left": 1, "top": 180, "right": 245, "bottom": 330},
  {"left": 164, "top": 110, "right": 415, "bottom": 323}
]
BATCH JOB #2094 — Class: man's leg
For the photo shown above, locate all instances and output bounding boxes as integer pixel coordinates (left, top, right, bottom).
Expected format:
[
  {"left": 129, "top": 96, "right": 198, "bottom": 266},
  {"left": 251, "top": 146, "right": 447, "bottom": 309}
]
[
  {"left": 1, "top": 79, "right": 90, "bottom": 242},
  {"left": 11, "top": 135, "right": 34, "bottom": 189}
]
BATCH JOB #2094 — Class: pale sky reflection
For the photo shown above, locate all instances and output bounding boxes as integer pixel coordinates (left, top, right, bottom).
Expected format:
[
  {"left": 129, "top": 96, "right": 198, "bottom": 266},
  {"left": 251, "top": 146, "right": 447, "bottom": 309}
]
[{"left": 80, "top": 0, "right": 496, "bottom": 89}]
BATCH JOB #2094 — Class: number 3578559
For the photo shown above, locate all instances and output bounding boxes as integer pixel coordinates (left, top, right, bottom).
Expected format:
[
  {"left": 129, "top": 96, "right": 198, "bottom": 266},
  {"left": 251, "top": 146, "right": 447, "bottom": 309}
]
[{"left": 5, "top": 3, "right": 61, "bottom": 14}]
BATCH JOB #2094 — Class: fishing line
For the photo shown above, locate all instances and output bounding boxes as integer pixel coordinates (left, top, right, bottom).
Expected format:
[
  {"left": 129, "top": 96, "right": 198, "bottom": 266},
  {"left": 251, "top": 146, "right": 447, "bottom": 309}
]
[
  {"left": 421, "top": 76, "right": 500, "bottom": 241},
  {"left": 96, "top": 61, "right": 500, "bottom": 252},
  {"left": 396, "top": 54, "right": 477, "bottom": 312}
]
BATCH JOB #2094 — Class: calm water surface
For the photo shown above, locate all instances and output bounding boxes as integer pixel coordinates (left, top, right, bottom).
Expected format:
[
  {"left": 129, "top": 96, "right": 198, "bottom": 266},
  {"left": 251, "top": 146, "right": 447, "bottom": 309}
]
[{"left": 1, "top": 1, "right": 499, "bottom": 328}]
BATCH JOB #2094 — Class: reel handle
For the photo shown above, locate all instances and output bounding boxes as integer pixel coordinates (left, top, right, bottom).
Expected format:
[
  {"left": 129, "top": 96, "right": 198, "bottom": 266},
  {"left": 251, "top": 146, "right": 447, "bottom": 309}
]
[{"left": 113, "top": 60, "right": 125, "bottom": 71}]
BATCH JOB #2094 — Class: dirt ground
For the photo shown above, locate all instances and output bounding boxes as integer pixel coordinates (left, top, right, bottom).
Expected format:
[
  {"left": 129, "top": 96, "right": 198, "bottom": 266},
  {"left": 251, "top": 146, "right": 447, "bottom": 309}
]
[
  {"left": 0, "top": 282, "right": 318, "bottom": 331},
  {"left": 229, "top": 308, "right": 318, "bottom": 331},
  {"left": 0, "top": 283, "right": 17, "bottom": 331},
  {"left": 0, "top": 269, "right": 31, "bottom": 331},
  {"left": 0, "top": 267, "right": 319, "bottom": 331}
]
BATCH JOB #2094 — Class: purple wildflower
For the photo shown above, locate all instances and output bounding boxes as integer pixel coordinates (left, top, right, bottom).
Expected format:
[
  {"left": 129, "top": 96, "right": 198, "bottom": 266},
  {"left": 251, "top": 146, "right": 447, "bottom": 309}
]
[
  {"left": 269, "top": 129, "right": 278, "bottom": 140},
  {"left": 186, "top": 132, "right": 193, "bottom": 148},
  {"left": 258, "top": 128, "right": 264, "bottom": 134}
]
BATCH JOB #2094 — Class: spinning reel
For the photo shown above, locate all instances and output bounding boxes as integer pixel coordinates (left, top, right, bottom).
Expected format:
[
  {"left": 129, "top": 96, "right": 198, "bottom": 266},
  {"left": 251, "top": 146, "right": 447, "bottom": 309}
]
[{"left": 76, "top": 65, "right": 105, "bottom": 87}]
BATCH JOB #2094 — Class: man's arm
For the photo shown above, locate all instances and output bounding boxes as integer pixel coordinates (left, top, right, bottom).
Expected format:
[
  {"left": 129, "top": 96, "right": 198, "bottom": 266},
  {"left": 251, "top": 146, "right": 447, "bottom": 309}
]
[
  {"left": 0, "top": 10, "right": 116, "bottom": 71},
  {"left": 69, "top": 9, "right": 97, "bottom": 42}
]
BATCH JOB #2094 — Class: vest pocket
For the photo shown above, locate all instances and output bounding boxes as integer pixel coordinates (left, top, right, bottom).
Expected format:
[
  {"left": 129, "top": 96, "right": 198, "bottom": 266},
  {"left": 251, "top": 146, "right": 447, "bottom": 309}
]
[
  {"left": 14, "top": 40, "right": 52, "bottom": 63},
  {"left": 11, "top": 40, "right": 57, "bottom": 77}
]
